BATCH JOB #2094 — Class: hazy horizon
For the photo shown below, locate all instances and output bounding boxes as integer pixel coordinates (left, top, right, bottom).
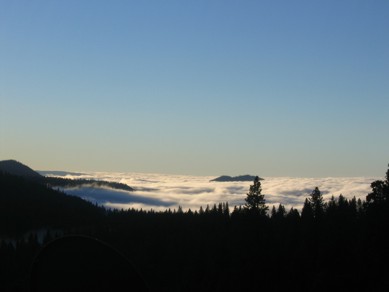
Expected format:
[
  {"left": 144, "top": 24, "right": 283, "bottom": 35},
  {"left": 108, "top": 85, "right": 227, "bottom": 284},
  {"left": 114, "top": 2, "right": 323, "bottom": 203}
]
[
  {"left": 37, "top": 166, "right": 383, "bottom": 179},
  {"left": 2, "top": 157, "right": 388, "bottom": 178}
]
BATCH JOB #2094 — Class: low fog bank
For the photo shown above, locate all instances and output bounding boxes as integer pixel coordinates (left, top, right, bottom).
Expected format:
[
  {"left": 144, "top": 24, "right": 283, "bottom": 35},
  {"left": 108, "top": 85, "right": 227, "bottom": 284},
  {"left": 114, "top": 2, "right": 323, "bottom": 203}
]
[
  {"left": 50, "top": 171, "right": 378, "bottom": 212},
  {"left": 62, "top": 187, "right": 175, "bottom": 208}
]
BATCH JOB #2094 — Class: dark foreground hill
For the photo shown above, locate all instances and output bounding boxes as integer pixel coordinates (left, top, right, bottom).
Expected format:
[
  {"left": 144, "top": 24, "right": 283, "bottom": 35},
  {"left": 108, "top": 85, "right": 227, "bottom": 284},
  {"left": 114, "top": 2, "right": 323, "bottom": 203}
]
[
  {"left": 1, "top": 162, "right": 389, "bottom": 292},
  {"left": 0, "top": 171, "right": 104, "bottom": 236}
]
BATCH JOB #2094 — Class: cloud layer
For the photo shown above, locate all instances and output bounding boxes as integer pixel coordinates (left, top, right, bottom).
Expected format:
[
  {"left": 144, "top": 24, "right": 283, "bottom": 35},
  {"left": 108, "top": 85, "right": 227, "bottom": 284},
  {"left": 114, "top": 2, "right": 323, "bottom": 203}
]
[{"left": 53, "top": 172, "right": 379, "bottom": 212}]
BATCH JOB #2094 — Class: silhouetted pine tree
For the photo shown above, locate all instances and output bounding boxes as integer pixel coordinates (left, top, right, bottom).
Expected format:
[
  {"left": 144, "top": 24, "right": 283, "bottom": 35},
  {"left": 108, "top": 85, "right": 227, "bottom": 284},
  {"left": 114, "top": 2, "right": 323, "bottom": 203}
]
[
  {"left": 271, "top": 206, "right": 277, "bottom": 218},
  {"left": 308, "top": 187, "right": 325, "bottom": 219},
  {"left": 244, "top": 176, "right": 268, "bottom": 216},
  {"left": 223, "top": 202, "right": 230, "bottom": 217},
  {"left": 367, "top": 164, "right": 389, "bottom": 205},
  {"left": 286, "top": 207, "right": 300, "bottom": 222},
  {"left": 276, "top": 204, "right": 286, "bottom": 218},
  {"left": 199, "top": 206, "right": 204, "bottom": 215},
  {"left": 301, "top": 198, "right": 314, "bottom": 222}
]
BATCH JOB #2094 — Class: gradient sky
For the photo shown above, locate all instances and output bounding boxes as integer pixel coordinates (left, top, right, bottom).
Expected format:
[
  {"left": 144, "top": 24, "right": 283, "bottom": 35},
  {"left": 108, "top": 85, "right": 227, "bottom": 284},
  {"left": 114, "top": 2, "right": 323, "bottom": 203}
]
[{"left": 1, "top": 0, "right": 388, "bottom": 176}]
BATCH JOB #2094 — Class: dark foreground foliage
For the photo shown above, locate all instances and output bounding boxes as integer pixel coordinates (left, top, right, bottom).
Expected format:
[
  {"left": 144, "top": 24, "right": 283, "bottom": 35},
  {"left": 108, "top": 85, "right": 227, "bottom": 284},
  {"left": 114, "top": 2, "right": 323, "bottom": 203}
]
[{"left": 1, "top": 167, "right": 389, "bottom": 291}]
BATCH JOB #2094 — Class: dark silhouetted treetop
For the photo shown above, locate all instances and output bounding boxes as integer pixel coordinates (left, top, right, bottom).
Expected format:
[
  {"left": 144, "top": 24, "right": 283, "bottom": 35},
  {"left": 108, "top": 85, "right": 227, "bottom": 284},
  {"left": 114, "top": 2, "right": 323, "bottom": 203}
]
[
  {"left": 366, "top": 164, "right": 389, "bottom": 205},
  {"left": 274, "top": 204, "right": 286, "bottom": 220},
  {"left": 301, "top": 198, "right": 314, "bottom": 222},
  {"left": 244, "top": 176, "right": 268, "bottom": 216},
  {"left": 308, "top": 187, "right": 325, "bottom": 219},
  {"left": 286, "top": 207, "right": 300, "bottom": 221}
]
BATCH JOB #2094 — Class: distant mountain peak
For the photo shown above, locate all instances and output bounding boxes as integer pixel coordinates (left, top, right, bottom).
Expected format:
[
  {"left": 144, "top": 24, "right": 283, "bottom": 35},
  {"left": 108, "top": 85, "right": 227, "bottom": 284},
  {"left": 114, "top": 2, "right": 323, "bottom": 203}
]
[
  {"left": 210, "top": 175, "right": 263, "bottom": 182},
  {"left": 0, "top": 160, "right": 43, "bottom": 180}
]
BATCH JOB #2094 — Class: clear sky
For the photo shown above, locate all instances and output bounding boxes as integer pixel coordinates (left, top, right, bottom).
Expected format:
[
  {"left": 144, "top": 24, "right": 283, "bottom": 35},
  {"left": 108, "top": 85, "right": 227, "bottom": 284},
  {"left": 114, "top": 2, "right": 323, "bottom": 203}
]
[{"left": 1, "top": 0, "right": 388, "bottom": 176}]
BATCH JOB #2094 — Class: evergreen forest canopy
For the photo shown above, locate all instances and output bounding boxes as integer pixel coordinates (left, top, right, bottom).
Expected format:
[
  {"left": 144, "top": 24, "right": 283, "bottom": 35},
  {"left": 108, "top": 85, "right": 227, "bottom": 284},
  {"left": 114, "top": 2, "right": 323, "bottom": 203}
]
[{"left": 0, "top": 161, "right": 389, "bottom": 291}]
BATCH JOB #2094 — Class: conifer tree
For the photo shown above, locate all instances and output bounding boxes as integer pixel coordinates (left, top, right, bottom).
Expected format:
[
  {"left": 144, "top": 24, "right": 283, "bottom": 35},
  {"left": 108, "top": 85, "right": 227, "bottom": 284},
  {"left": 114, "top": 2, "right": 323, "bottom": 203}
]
[
  {"left": 277, "top": 204, "right": 286, "bottom": 218},
  {"left": 244, "top": 176, "right": 268, "bottom": 216},
  {"left": 271, "top": 206, "right": 277, "bottom": 218},
  {"left": 223, "top": 202, "right": 230, "bottom": 217},
  {"left": 301, "top": 198, "right": 314, "bottom": 222},
  {"left": 287, "top": 207, "right": 300, "bottom": 221},
  {"left": 308, "top": 187, "right": 325, "bottom": 219},
  {"left": 367, "top": 164, "right": 389, "bottom": 205}
]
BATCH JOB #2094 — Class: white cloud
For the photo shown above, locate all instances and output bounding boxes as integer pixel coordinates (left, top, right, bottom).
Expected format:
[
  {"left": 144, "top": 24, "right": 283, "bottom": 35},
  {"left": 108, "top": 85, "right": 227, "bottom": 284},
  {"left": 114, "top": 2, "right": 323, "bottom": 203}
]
[{"left": 55, "top": 172, "right": 378, "bottom": 212}]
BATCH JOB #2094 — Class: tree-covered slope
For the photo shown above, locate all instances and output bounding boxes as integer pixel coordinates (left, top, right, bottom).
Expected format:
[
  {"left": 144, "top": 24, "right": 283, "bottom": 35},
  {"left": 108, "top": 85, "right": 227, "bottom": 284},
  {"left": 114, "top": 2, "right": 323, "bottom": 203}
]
[{"left": 0, "top": 172, "right": 104, "bottom": 236}]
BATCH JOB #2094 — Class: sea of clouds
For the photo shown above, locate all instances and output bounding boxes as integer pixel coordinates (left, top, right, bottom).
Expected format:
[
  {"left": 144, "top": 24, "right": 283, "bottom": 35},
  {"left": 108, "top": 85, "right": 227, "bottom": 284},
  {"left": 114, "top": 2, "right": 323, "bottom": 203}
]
[{"left": 45, "top": 171, "right": 381, "bottom": 213}]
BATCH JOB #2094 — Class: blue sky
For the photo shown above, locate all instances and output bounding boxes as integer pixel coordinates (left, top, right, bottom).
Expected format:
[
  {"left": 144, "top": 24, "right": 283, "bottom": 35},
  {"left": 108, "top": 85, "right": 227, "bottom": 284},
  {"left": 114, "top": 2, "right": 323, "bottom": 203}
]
[{"left": 1, "top": 0, "right": 388, "bottom": 176}]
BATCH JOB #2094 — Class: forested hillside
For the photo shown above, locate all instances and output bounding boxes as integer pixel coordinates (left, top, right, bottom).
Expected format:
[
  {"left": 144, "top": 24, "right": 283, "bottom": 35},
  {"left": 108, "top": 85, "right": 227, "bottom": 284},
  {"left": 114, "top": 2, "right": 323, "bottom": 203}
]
[
  {"left": 0, "top": 172, "right": 105, "bottom": 235},
  {"left": 1, "top": 166, "right": 388, "bottom": 291}
]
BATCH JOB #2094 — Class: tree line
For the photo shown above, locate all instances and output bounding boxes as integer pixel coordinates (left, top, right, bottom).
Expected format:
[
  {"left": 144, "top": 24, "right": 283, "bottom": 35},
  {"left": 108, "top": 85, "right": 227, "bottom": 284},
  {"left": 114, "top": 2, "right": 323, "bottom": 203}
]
[{"left": 1, "top": 166, "right": 389, "bottom": 291}]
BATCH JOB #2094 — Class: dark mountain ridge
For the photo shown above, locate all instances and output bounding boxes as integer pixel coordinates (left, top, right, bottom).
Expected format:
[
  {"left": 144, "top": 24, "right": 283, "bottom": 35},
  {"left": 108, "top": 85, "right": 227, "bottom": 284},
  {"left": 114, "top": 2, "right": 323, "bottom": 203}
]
[
  {"left": 45, "top": 177, "right": 134, "bottom": 192},
  {"left": 210, "top": 175, "right": 263, "bottom": 182},
  {"left": 0, "top": 160, "right": 43, "bottom": 181},
  {"left": 0, "top": 160, "right": 133, "bottom": 192}
]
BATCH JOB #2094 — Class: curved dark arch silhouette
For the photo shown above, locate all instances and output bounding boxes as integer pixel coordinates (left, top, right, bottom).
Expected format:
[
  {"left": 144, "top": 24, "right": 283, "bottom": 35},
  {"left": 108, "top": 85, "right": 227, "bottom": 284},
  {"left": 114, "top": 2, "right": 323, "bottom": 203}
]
[{"left": 30, "top": 235, "right": 149, "bottom": 292}]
